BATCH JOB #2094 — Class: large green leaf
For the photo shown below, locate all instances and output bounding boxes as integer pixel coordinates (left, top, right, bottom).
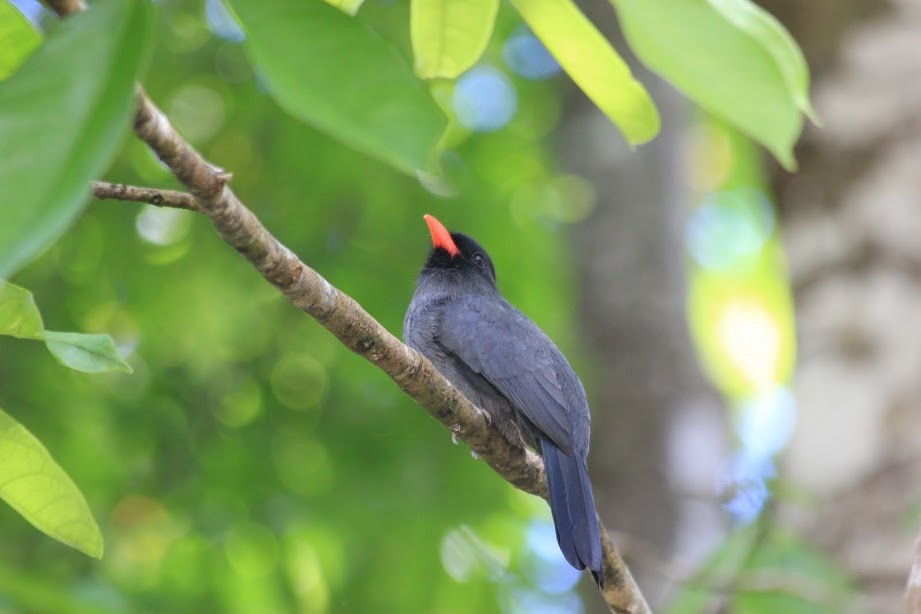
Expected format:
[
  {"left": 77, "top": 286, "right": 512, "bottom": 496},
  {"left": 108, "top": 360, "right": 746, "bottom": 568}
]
[
  {"left": 0, "top": 0, "right": 40, "bottom": 80},
  {"left": 706, "top": 0, "right": 816, "bottom": 122},
  {"left": 509, "top": 0, "right": 659, "bottom": 145},
  {"left": 0, "top": 407, "right": 103, "bottom": 558},
  {"left": 0, "top": 0, "right": 151, "bottom": 278},
  {"left": 411, "top": 0, "right": 499, "bottom": 80},
  {"left": 44, "top": 331, "right": 133, "bottom": 374},
  {"left": 614, "top": 0, "right": 809, "bottom": 169},
  {"left": 0, "top": 280, "right": 43, "bottom": 340},
  {"left": 229, "top": 0, "right": 446, "bottom": 174}
]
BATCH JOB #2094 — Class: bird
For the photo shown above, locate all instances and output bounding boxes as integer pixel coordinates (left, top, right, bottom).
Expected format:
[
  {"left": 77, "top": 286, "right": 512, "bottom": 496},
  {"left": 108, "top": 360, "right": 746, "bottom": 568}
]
[{"left": 403, "top": 214, "right": 603, "bottom": 585}]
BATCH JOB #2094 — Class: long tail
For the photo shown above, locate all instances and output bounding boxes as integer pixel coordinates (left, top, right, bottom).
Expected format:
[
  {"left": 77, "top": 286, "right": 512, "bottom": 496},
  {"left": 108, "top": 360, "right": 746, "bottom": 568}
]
[{"left": 541, "top": 436, "right": 603, "bottom": 586}]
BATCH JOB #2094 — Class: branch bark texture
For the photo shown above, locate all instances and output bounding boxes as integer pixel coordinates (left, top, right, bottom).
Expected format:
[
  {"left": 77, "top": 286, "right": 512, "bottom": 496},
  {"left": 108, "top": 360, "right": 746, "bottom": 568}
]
[
  {"left": 92, "top": 181, "right": 197, "bottom": 210},
  {"left": 49, "top": 2, "right": 649, "bottom": 611}
]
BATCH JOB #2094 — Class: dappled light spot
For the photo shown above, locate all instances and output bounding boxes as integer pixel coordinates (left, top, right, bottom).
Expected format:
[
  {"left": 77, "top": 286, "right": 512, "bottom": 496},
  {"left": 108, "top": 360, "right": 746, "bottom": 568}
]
[
  {"left": 169, "top": 10, "right": 212, "bottom": 54},
  {"left": 285, "top": 538, "right": 330, "bottom": 612},
  {"left": 108, "top": 495, "right": 187, "bottom": 580},
  {"left": 453, "top": 66, "right": 518, "bottom": 132},
  {"left": 717, "top": 299, "right": 782, "bottom": 390},
  {"left": 687, "top": 189, "right": 775, "bottom": 271},
  {"left": 214, "top": 376, "right": 263, "bottom": 427},
  {"left": 136, "top": 205, "right": 192, "bottom": 247},
  {"left": 168, "top": 83, "right": 227, "bottom": 145},
  {"left": 270, "top": 353, "right": 328, "bottom": 410},
  {"left": 224, "top": 522, "right": 280, "bottom": 578},
  {"left": 503, "top": 30, "right": 560, "bottom": 80}
]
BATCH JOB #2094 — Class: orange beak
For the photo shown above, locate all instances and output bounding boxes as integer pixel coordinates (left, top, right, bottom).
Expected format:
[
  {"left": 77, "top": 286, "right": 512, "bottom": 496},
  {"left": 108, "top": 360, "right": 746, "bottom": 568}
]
[{"left": 423, "top": 214, "right": 460, "bottom": 257}]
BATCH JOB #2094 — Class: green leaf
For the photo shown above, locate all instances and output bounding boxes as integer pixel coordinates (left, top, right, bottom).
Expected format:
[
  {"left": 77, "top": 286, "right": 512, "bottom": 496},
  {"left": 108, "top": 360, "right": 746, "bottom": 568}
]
[
  {"left": 613, "top": 0, "right": 808, "bottom": 169},
  {"left": 706, "top": 0, "right": 817, "bottom": 123},
  {"left": 0, "top": 0, "right": 41, "bottom": 81},
  {"left": 0, "top": 407, "right": 103, "bottom": 558},
  {"left": 43, "top": 331, "right": 133, "bottom": 374},
  {"left": 411, "top": 0, "right": 499, "bottom": 79},
  {"left": 509, "top": 0, "right": 659, "bottom": 145},
  {"left": 323, "top": 0, "right": 365, "bottom": 17},
  {"left": 229, "top": 0, "right": 446, "bottom": 174},
  {"left": 0, "top": 281, "right": 132, "bottom": 373},
  {"left": 0, "top": 280, "right": 43, "bottom": 340},
  {"left": 0, "top": 0, "right": 151, "bottom": 278}
]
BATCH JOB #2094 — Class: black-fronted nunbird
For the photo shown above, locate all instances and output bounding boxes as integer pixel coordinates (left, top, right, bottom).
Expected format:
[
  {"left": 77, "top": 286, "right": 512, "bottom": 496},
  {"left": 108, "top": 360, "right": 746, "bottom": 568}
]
[{"left": 404, "top": 214, "right": 603, "bottom": 585}]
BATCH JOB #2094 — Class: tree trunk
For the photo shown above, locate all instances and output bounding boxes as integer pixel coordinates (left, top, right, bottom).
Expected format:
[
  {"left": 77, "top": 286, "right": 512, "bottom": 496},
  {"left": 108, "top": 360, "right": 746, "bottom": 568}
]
[{"left": 762, "top": 1, "right": 921, "bottom": 611}]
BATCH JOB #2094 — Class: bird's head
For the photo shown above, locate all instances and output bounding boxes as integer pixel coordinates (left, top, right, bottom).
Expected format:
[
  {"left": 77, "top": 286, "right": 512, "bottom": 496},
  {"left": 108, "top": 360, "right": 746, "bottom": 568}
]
[{"left": 420, "top": 214, "right": 497, "bottom": 290}]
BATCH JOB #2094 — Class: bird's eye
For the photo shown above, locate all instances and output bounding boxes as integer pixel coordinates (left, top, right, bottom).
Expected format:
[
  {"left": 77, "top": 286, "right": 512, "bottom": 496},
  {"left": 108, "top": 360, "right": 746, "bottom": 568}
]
[{"left": 472, "top": 253, "right": 485, "bottom": 268}]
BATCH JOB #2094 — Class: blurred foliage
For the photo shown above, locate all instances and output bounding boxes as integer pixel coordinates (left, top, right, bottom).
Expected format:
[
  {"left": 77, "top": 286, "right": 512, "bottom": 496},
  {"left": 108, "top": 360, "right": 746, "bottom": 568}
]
[
  {"left": 0, "top": 0, "right": 586, "bottom": 611},
  {"left": 667, "top": 521, "right": 857, "bottom": 614},
  {"left": 687, "top": 120, "right": 796, "bottom": 400},
  {"left": 0, "top": 0, "right": 839, "bottom": 612}
]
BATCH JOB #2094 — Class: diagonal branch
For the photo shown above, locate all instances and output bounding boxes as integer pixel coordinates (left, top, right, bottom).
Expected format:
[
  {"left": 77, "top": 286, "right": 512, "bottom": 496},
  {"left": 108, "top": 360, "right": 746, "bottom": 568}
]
[{"left": 48, "top": 1, "right": 649, "bottom": 611}]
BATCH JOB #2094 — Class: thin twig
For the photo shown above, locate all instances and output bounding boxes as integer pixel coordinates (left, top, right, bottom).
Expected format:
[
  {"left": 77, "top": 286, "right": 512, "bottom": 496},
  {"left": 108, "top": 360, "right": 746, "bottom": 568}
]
[
  {"left": 45, "top": 2, "right": 650, "bottom": 611},
  {"left": 92, "top": 181, "right": 197, "bottom": 211}
]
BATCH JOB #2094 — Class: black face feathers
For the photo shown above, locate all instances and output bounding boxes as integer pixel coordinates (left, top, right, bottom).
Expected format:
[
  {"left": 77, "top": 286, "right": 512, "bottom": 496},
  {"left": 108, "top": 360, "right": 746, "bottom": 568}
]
[{"left": 423, "top": 232, "right": 498, "bottom": 287}]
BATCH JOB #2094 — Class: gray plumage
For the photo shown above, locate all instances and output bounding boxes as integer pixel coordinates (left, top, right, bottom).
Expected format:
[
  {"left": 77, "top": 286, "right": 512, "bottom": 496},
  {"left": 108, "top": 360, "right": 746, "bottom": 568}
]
[{"left": 404, "top": 222, "right": 603, "bottom": 584}]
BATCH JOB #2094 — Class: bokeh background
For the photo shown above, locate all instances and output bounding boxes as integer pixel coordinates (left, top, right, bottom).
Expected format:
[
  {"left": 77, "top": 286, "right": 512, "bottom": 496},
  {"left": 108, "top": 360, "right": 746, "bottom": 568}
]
[{"left": 2, "top": 0, "right": 920, "bottom": 612}]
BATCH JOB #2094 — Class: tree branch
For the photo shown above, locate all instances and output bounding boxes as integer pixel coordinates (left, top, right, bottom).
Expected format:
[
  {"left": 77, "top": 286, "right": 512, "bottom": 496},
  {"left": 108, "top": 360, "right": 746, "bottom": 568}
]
[
  {"left": 92, "top": 181, "right": 197, "bottom": 211},
  {"left": 47, "top": 2, "right": 650, "bottom": 611}
]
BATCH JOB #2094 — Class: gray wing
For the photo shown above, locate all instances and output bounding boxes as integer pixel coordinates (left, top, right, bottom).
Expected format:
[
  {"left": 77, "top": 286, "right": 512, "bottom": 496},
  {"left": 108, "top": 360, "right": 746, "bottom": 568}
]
[{"left": 436, "top": 295, "right": 584, "bottom": 455}]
